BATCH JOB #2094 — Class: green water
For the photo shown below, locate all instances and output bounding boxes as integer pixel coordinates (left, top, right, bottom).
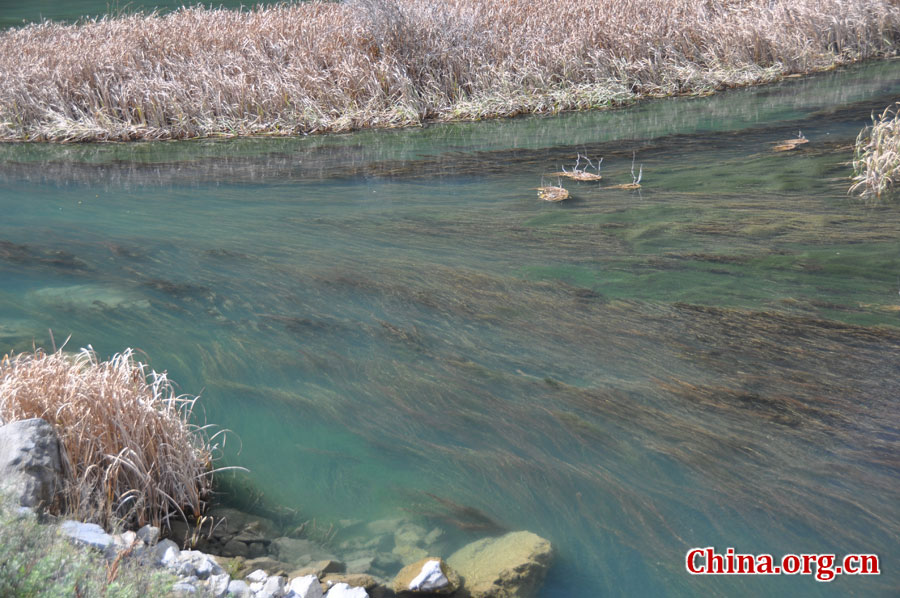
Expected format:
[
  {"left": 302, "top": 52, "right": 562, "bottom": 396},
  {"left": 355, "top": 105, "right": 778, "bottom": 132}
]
[
  {"left": 0, "top": 0, "right": 288, "bottom": 28},
  {"left": 2, "top": 60, "right": 900, "bottom": 596}
]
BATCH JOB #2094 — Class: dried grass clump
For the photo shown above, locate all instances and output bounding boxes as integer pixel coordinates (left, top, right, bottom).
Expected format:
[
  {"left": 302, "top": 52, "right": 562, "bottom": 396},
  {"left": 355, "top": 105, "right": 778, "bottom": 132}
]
[
  {"left": 773, "top": 131, "right": 809, "bottom": 152},
  {"left": 0, "top": 0, "right": 898, "bottom": 141},
  {"left": 537, "top": 184, "right": 569, "bottom": 202},
  {"left": 0, "top": 347, "right": 217, "bottom": 530},
  {"left": 851, "top": 103, "right": 900, "bottom": 199}
]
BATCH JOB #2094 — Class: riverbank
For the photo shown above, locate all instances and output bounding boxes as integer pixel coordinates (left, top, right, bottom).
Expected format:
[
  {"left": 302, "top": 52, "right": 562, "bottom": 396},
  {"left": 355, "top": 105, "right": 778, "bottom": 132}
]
[
  {"left": 0, "top": 347, "right": 554, "bottom": 597},
  {"left": 0, "top": 0, "right": 898, "bottom": 142},
  {"left": 0, "top": 423, "right": 553, "bottom": 598}
]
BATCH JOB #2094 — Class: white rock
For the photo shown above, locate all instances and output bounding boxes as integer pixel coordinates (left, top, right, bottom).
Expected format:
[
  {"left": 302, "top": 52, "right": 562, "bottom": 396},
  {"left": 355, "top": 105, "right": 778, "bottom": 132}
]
[
  {"left": 161, "top": 545, "right": 182, "bottom": 569},
  {"left": 286, "top": 575, "right": 324, "bottom": 598},
  {"left": 257, "top": 575, "right": 286, "bottom": 598},
  {"left": 409, "top": 559, "right": 449, "bottom": 591},
  {"left": 59, "top": 520, "right": 113, "bottom": 551},
  {"left": 14, "top": 506, "right": 35, "bottom": 519},
  {"left": 180, "top": 549, "right": 224, "bottom": 579},
  {"left": 105, "top": 532, "right": 138, "bottom": 561},
  {"left": 227, "top": 579, "right": 251, "bottom": 597},
  {"left": 324, "top": 583, "right": 368, "bottom": 598},
  {"left": 175, "top": 559, "right": 196, "bottom": 578},
  {"left": 154, "top": 538, "right": 180, "bottom": 565},
  {"left": 206, "top": 573, "right": 231, "bottom": 598},
  {"left": 246, "top": 569, "right": 269, "bottom": 583},
  {"left": 173, "top": 581, "right": 198, "bottom": 594},
  {"left": 137, "top": 524, "right": 160, "bottom": 545}
]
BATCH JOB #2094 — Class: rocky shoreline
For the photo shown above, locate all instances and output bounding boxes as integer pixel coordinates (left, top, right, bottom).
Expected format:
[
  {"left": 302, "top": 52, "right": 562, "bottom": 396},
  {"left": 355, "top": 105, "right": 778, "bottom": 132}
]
[{"left": 0, "top": 417, "right": 554, "bottom": 597}]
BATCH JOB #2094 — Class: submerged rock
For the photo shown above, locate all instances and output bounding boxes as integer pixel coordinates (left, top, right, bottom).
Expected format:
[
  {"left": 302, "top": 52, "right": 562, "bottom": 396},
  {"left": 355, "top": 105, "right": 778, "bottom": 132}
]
[
  {"left": 447, "top": 531, "right": 553, "bottom": 598},
  {"left": 391, "top": 543, "right": 428, "bottom": 566},
  {"left": 345, "top": 554, "right": 374, "bottom": 574},
  {"left": 321, "top": 573, "right": 376, "bottom": 591},
  {"left": 244, "top": 555, "right": 292, "bottom": 576},
  {"left": 28, "top": 284, "right": 150, "bottom": 312},
  {"left": 392, "top": 557, "right": 459, "bottom": 595},
  {"left": 272, "top": 536, "right": 336, "bottom": 566},
  {"left": 0, "top": 318, "right": 39, "bottom": 343},
  {"left": 222, "top": 538, "right": 251, "bottom": 558},
  {"left": 365, "top": 518, "right": 405, "bottom": 536},
  {"left": 393, "top": 523, "right": 427, "bottom": 547}
]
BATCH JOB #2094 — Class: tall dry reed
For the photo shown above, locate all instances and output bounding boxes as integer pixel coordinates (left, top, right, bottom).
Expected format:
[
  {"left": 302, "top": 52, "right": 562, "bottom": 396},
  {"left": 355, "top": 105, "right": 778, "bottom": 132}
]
[
  {"left": 851, "top": 102, "right": 900, "bottom": 198},
  {"left": 0, "top": 0, "right": 897, "bottom": 141},
  {"left": 0, "top": 347, "right": 218, "bottom": 530}
]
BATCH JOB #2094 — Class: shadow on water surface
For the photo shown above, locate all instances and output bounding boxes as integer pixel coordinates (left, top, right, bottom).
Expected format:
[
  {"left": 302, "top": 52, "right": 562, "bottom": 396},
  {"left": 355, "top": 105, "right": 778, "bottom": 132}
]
[{"left": 0, "top": 60, "right": 899, "bottom": 597}]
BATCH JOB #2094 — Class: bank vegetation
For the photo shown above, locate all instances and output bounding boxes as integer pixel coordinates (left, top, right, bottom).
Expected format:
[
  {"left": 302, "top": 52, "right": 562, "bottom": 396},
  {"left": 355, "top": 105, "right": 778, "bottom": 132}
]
[
  {"left": 851, "top": 102, "right": 900, "bottom": 199},
  {"left": 0, "top": 347, "right": 218, "bottom": 530},
  {"left": 0, "top": 0, "right": 898, "bottom": 141}
]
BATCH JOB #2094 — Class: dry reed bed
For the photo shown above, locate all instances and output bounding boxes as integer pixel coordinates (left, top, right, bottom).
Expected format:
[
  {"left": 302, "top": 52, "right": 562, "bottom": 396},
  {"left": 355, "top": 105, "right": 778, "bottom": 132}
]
[
  {"left": 0, "top": 0, "right": 898, "bottom": 141},
  {"left": 0, "top": 347, "right": 216, "bottom": 529},
  {"left": 851, "top": 102, "right": 900, "bottom": 198}
]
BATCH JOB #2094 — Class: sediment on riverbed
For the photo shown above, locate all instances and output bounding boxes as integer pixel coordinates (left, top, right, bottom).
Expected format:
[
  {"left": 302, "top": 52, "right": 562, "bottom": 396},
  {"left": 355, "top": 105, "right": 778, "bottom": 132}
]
[{"left": 0, "top": 0, "right": 898, "bottom": 141}]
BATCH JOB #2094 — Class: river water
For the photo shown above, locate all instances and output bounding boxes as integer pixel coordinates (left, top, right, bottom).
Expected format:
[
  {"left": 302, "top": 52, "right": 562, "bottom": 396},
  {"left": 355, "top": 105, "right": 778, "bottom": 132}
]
[{"left": 1, "top": 20, "right": 899, "bottom": 594}]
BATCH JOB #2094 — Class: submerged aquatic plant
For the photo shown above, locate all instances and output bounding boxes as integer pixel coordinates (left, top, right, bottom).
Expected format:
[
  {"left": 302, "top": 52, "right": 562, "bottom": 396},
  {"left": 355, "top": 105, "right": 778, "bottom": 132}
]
[
  {"left": 416, "top": 492, "right": 507, "bottom": 534},
  {"left": 851, "top": 103, "right": 900, "bottom": 198}
]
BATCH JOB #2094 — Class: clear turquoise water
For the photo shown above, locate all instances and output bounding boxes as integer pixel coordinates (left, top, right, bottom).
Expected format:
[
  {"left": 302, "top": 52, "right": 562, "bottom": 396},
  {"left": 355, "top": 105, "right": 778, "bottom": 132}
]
[
  {"left": 0, "top": 0, "right": 276, "bottom": 28},
  {"left": 1, "top": 59, "right": 900, "bottom": 596}
]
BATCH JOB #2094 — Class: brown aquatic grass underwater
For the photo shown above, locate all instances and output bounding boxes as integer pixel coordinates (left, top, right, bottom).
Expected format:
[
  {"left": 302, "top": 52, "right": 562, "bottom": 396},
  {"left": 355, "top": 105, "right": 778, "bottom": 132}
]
[
  {"left": 0, "top": 0, "right": 898, "bottom": 141},
  {"left": 0, "top": 347, "right": 219, "bottom": 530},
  {"left": 852, "top": 102, "right": 900, "bottom": 199}
]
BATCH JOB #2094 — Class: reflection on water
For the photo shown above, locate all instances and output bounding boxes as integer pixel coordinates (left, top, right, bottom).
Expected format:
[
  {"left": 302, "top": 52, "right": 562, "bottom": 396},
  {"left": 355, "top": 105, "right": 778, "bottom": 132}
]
[{"left": 1, "top": 61, "right": 899, "bottom": 596}]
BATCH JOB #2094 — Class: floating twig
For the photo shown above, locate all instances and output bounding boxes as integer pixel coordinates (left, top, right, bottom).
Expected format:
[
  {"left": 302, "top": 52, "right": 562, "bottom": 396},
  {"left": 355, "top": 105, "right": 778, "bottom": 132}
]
[
  {"left": 553, "top": 153, "right": 603, "bottom": 181},
  {"left": 607, "top": 153, "right": 643, "bottom": 189}
]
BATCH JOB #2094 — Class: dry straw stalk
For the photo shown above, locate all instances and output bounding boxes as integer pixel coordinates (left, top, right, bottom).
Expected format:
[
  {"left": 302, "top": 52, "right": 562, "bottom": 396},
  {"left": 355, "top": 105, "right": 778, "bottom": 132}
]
[{"left": 851, "top": 103, "right": 900, "bottom": 199}]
